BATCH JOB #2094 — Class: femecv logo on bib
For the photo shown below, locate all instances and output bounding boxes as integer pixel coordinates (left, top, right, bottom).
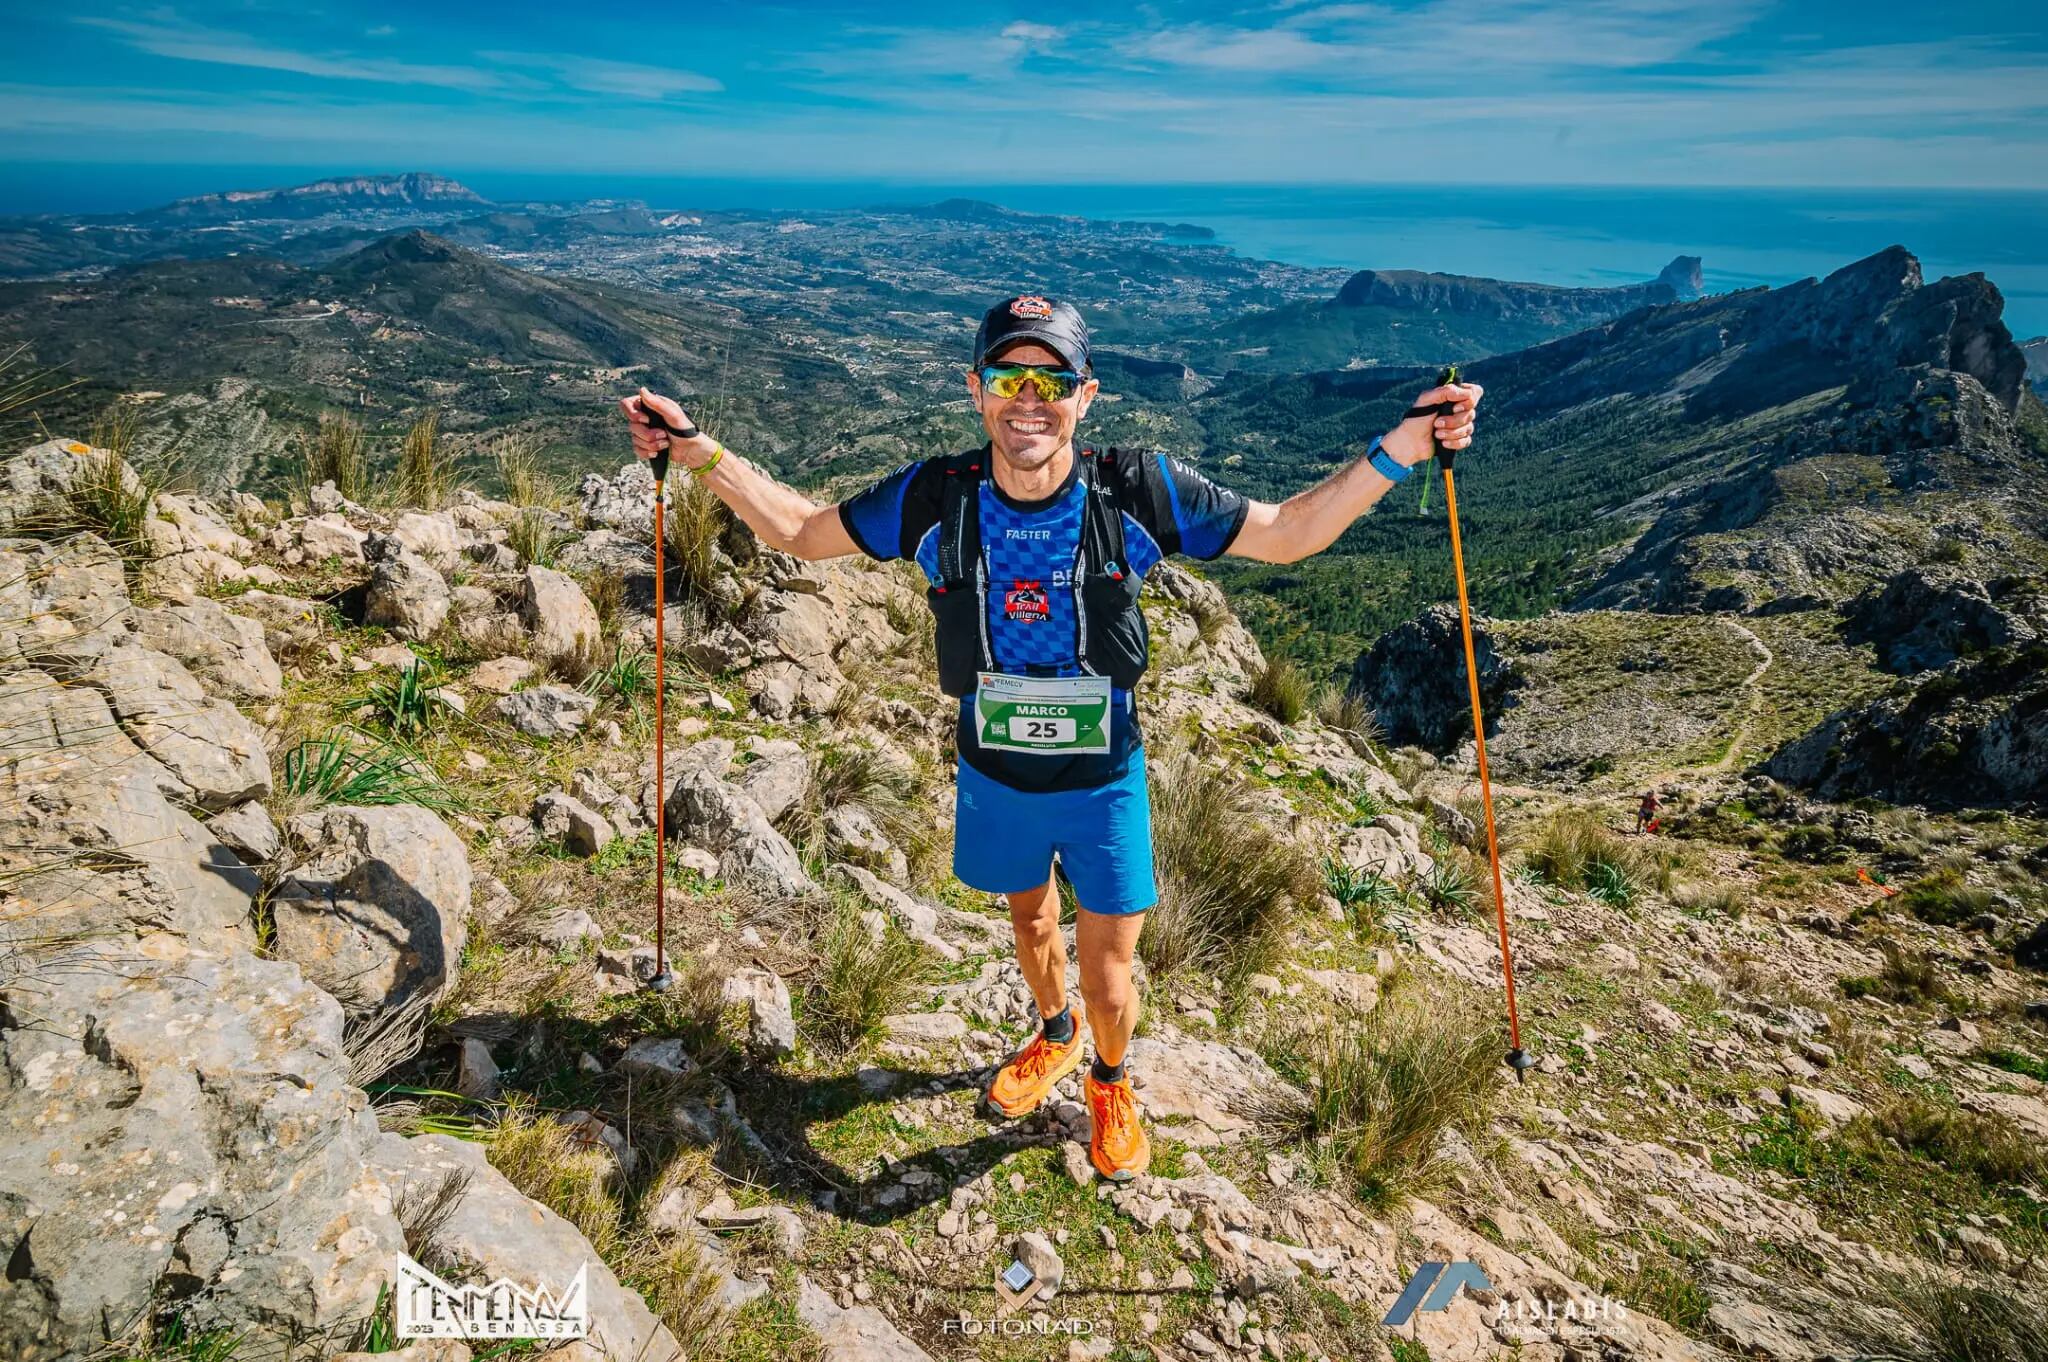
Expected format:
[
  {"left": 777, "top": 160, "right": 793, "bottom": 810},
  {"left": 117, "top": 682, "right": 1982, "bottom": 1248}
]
[{"left": 974, "top": 672, "right": 1111, "bottom": 754}]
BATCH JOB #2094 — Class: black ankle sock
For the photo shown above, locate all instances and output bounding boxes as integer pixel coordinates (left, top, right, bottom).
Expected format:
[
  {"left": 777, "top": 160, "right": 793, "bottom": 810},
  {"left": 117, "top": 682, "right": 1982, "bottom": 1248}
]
[
  {"left": 1040, "top": 1006, "right": 1075, "bottom": 1045},
  {"left": 1090, "top": 1057, "right": 1125, "bottom": 1084}
]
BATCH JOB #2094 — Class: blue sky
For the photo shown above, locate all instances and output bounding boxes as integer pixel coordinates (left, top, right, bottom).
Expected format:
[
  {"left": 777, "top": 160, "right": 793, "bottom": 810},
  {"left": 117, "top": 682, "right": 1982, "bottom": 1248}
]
[{"left": 4, "top": 1, "right": 2046, "bottom": 191}]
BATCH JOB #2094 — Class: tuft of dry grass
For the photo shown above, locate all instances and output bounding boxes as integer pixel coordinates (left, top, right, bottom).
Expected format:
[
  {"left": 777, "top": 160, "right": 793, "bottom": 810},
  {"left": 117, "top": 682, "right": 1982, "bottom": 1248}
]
[
  {"left": 392, "top": 409, "right": 457, "bottom": 510},
  {"left": 1247, "top": 657, "right": 1310, "bottom": 725},
  {"left": 1257, "top": 985, "right": 1500, "bottom": 1208},
  {"left": 1143, "top": 750, "right": 1318, "bottom": 983},
  {"left": 1314, "top": 686, "right": 1382, "bottom": 743},
  {"left": 301, "top": 412, "right": 373, "bottom": 503},
  {"left": 800, "top": 901, "right": 930, "bottom": 1054},
  {"left": 1525, "top": 807, "right": 1669, "bottom": 908},
  {"left": 493, "top": 432, "right": 562, "bottom": 509}
]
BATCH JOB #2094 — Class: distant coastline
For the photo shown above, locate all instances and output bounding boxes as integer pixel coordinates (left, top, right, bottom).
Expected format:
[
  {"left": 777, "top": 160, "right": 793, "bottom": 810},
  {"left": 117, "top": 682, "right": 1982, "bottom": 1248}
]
[{"left": 3, "top": 165, "right": 2043, "bottom": 335}]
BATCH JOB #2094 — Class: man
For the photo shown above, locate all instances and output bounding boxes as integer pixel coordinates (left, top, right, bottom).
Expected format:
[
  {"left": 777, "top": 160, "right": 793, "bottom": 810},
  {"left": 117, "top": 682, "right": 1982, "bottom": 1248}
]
[{"left": 621, "top": 295, "right": 1479, "bottom": 1181}]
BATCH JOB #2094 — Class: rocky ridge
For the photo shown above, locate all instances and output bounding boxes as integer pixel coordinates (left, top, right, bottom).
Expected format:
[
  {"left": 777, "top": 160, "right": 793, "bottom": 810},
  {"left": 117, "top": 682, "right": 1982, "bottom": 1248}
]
[{"left": 0, "top": 437, "right": 2043, "bottom": 1360}]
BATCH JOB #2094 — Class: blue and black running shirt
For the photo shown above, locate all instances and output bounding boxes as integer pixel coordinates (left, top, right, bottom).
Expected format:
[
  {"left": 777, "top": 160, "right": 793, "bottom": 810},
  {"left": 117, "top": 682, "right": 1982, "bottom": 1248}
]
[{"left": 838, "top": 447, "right": 1249, "bottom": 793}]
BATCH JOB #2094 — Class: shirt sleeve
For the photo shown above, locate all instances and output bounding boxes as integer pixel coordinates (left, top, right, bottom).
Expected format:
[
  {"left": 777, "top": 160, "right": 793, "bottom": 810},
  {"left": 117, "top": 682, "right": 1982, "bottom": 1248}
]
[
  {"left": 837, "top": 459, "right": 943, "bottom": 562},
  {"left": 1132, "top": 452, "right": 1250, "bottom": 561}
]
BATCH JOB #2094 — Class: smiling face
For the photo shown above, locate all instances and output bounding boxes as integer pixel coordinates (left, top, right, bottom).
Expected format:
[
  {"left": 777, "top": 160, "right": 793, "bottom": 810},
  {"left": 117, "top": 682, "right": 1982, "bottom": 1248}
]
[{"left": 966, "top": 341, "right": 1099, "bottom": 476}]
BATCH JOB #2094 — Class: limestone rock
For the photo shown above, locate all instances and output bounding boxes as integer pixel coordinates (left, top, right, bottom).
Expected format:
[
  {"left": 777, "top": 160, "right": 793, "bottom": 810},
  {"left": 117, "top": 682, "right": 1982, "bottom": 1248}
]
[
  {"left": 720, "top": 966, "right": 798, "bottom": 1056},
  {"left": 495, "top": 685, "right": 596, "bottom": 739},
  {"left": 272, "top": 805, "right": 472, "bottom": 1014},
  {"left": 534, "top": 791, "right": 615, "bottom": 856},
  {"left": 794, "top": 1275, "right": 932, "bottom": 1362},
  {"left": 520, "top": 565, "right": 601, "bottom": 674},
  {"left": 667, "top": 768, "right": 818, "bottom": 898},
  {"left": 469, "top": 655, "right": 535, "bottom": 694},
  {"left": 364, "top": 535, "right": 450, "bottom": 641},
  {"left": 92, "top": 644, "right": 272, "bottom": 811},
  {"left": 206, "top": 799, "right": 281, "bottom": 864},
  {"left": 373, "top": 1134, "right": 682, "bottom": 1362},
  {"left": 1124, "top": 1033, "right": 1301, "bottom": 1146},
  {"left": 131, "top": 598, "right": 283, "bottom": 701},
  {"left": 0, "top": 942, "right": 400, "bottom": 1360}
]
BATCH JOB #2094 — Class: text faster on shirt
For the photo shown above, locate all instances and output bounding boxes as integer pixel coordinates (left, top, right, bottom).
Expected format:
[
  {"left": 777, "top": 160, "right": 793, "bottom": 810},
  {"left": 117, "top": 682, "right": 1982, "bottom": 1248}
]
[{"left": 839, "top": 446, "right": 1248, "bottom": 793}]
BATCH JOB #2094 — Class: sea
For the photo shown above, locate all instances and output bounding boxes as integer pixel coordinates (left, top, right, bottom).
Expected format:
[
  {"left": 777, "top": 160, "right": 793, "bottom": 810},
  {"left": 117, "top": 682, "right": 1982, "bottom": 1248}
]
[{"left": 4, "top": 166, "right": 2044, "bottom": 338}]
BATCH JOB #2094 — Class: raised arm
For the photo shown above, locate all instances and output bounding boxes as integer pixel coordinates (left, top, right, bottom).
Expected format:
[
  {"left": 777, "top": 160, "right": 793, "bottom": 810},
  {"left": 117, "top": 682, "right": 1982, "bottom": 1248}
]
[
  {"left": 620, "top": 388, "right": 857, "bottom": 561},
  {"left": 1228, "top": 381, "right": 1482, "bottom": 564}
]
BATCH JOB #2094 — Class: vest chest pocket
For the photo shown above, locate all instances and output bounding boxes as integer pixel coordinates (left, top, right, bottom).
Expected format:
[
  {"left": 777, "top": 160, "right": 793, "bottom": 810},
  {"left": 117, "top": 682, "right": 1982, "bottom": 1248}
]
[
  {"left": 927, "top": 582, "right": 986, "bottom": 697},
  {"left": 1081, "top": 569, "right": 1148, "bottom": 689}
]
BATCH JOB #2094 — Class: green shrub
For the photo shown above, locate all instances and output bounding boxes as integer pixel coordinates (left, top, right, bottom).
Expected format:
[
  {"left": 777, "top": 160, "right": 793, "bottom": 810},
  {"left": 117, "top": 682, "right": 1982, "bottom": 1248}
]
[
  {"left": 1860, "top": 1095, "right": 2046, "bottom": 1188},
  {"left": 1248, "top": 658, "right": 1310, "bottom": 725},
  {"left": 1867, "top": 1274, "right": 2048, "bottom": 1362},
  {"left": 583, "top": 643, "right": 656, "bottom": 709},
  {"left": 1525, "top": 809, "right": 1665, "bottom": 905},
  {"left": 1839, "top": 940, "right": 1950, "bottom": 1007},
  {"left": 1898, "top": 867, "right": 1998, "bottom": 927},
  {"left": 1143, "top": 751, "right": 1317, "bottom": 982},
  {"left": 1779, "top": 823, "right": 1844, "bottom": 862}
]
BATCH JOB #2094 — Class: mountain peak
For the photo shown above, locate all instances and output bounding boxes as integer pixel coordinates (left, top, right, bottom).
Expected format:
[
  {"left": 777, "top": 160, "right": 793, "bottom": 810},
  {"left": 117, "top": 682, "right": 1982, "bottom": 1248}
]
[{"left": 146, "top": 173, "right": 489, "bottom": 223}]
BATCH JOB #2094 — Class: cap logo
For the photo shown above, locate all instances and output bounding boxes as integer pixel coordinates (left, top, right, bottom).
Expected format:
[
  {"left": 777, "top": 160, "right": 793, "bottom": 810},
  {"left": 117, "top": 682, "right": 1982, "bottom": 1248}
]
[{"left": 1009, "top": 296, "right": 1053, "bottom": 319}]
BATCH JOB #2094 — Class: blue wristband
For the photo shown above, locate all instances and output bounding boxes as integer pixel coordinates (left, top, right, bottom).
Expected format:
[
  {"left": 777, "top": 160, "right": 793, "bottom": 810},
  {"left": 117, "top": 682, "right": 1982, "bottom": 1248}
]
[{"left": 1366, "top": 436, "right": 1411, "bottom": 484}]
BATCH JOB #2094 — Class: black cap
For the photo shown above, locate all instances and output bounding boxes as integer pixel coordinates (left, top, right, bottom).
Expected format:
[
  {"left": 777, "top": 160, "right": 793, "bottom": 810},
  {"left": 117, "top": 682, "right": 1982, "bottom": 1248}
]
[{"left": 973, "top": 295, "right": 1091, "bottom": 373}]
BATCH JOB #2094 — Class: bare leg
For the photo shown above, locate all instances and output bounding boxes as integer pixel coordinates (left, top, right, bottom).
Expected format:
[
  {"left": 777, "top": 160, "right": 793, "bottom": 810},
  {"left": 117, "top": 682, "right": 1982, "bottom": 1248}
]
[
  {"left": 1076, "top": 907, "right": 1145, "bottom": 1069},
  {"left": 1006, "top": 877, "right": 1068, "bottom": 1021}
]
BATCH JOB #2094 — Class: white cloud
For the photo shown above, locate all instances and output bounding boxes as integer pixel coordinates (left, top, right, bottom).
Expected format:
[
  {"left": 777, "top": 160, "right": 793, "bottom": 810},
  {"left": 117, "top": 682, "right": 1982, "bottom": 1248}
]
[{"left": 484, "top": 53, "right": 723, "bottom": 99}]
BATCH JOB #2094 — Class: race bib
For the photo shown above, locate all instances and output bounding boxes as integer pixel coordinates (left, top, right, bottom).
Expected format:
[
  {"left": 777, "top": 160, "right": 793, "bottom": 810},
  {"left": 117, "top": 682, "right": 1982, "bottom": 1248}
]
[{"left": 973, "top": 672, "right": 1112, "bottom": 754}]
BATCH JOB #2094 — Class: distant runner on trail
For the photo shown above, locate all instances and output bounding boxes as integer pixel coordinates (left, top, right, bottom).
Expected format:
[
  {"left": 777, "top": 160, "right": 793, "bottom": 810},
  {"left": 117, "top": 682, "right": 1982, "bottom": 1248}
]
[
  {"left": 1637, "top": 790, "right": 1662, "bottom": 835},
  {"left": 621, "top": 295, "right": 1480, "bottom": 1181}
]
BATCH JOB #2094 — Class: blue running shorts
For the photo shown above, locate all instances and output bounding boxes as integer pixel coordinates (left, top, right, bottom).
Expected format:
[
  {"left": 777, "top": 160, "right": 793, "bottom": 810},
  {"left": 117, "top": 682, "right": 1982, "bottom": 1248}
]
[{"left": 953, "top": 756, "right": 1157, "bottom": 916}]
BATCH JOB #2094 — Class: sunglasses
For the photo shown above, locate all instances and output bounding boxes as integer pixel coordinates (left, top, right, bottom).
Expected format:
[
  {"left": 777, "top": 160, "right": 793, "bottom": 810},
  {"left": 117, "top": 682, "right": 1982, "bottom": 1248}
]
[{"left": 977, "top": 364, "right": 1086, "bottom": 402}]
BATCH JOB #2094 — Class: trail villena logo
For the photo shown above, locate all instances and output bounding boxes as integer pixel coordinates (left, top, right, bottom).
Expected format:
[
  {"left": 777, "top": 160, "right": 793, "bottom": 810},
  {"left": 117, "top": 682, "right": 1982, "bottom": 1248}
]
[{"left": 394, "top": 1253, "right": 589, "bottom": 1340}]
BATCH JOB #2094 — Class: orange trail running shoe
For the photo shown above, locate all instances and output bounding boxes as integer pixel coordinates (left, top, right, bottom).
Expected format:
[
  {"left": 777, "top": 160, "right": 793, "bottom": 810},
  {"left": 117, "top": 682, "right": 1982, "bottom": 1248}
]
[
  {"left": 1085, "top": 1071, "right": 1151, "bottom": 1181},
  {"left": 985, "top": 1026, "right": 1086, "bottom": 1118}
]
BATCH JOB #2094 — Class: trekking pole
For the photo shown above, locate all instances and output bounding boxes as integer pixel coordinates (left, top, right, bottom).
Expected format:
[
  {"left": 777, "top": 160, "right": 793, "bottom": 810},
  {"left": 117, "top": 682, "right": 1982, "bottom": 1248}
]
[
  {"left": 635, "top": 395, "right": 700, "bottom": 994},
  {"left": 1430, "top": 364, "right": 1536, "bottom": 1082}
]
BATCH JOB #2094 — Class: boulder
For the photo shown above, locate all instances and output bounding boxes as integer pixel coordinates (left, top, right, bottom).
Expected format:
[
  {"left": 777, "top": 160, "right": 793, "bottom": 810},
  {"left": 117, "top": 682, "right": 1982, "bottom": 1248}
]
[
  {"left": 0, "top": 667, "right": 258, "bottom": 945},
  {"left": 667, "top": 768, "right": 818, "bottom": 899},
  {"left": 533, "top": 791, "right": 615, "bottom": 856},
  {"left": 721, "top": 967, "right": 798, "bottom": 1056},
  {"left": 520, "top": 566, "right": 602, "bottom": 674},
  {"left": 91, "top": 644, "right": 272, "bottom": 811},
  {"left": 391, "top": 511, "right": 462, "bottom": 570},
  {"left": 272, "top": 805, "right": 472, "bottom": 1014},
  {"left": 579, "top": 463, "right": 658, "bottom": 534},
  {"left": 372, "top": 1134, "right": 682, "bottom": 1362},
  {"left": 0, "top": 940, "right": 400, "bottom": 1360},
  {"left": 733, "top": 741, "right": 811, "bottom": 822},
  {"left": 298, "top": 512, "right": 368, "bottom": 562},
  {"left": 1013, "top": 1230, "right": 1065, "bottom": 1300},
  {"left": 1351, "top": 604, "right": 1516, "bottom": 751},
  {"left": 131, "top": 597, "right": 284, "bottom": 701},
  {"left": 206, "top": 799, "right": 281, "bottom": 864},
  {"left": 2017, "top": 919, "right": 2048, "bottom": 972},
  {"left": 495, "top": 685, "right": 596, "bottom": 739},
  {"left": 364, "top": 535, "right": 450, "bottom": 642}
]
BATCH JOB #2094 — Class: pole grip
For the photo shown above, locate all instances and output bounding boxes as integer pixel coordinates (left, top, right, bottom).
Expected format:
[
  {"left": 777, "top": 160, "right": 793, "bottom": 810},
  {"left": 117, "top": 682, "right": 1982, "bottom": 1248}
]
[
  {"left": 636, "top": 395, "right": 699, "bottom": 486},
  {"left": 1432, "top": 363, "right": 1460, "bottom": 472}
]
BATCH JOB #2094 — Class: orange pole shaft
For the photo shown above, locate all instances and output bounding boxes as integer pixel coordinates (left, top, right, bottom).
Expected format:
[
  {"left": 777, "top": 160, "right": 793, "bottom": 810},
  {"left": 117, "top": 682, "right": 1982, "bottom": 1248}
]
[
  {"left": 1440, "top": 466, "right": 1523, "bottom": 1051},
  {"left": 652, "top": 477, "right": 667, "bottom": 975}
]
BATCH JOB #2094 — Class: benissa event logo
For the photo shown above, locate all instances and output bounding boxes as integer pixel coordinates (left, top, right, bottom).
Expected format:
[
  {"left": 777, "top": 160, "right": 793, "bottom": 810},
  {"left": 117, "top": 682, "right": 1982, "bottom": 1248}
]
[
  {"left": 1009, "top": 295, "right": 1053, "bottom": 318},
  {"left": 394, "top": 1253, "right": 589, "bottom": 1340}
]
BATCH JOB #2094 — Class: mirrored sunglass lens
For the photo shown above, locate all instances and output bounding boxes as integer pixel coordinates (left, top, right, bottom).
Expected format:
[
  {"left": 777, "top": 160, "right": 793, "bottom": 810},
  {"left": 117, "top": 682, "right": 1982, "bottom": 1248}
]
[{"left": 1028, "top": 371, "right": 1075, "bottom": 400}]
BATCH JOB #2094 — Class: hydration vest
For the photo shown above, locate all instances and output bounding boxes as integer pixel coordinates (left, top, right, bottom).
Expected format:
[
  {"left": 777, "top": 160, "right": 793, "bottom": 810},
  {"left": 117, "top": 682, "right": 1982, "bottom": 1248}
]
[{"left": 925, "top": 444, "right": 1149, "bottom": 698}]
